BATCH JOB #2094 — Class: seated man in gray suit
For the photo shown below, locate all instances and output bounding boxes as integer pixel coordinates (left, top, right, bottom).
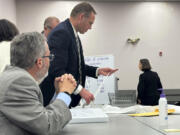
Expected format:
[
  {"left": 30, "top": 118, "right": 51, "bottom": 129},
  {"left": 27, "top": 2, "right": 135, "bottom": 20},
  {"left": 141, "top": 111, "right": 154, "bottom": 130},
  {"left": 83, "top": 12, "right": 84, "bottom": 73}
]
[{"left": 0, "top": 32, "right": 76, "bottom": 135}]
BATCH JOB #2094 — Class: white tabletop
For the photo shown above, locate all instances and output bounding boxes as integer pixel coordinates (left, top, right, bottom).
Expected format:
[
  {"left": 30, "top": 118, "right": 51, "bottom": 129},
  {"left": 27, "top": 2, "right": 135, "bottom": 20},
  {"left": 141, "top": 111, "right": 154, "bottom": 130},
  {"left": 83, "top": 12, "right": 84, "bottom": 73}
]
[
  {"left": 62, "top": 114, "right": 164, "bottom": 135},
  {"left": 133, "top": 115, "right": 180, "bottom": 135}
]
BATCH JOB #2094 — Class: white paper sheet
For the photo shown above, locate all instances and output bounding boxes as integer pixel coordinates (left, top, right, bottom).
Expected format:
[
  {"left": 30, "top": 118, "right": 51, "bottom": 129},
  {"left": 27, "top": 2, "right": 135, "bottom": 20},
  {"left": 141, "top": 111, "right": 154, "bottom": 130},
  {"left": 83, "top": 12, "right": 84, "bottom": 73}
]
[{"left": 70, "top": 108, "right": 109, "bottom": 124}]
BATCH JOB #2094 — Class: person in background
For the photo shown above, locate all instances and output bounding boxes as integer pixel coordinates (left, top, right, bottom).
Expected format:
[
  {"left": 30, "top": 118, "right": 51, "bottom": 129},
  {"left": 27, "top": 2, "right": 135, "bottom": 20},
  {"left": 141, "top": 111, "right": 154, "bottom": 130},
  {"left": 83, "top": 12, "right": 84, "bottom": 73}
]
[
  {"left": 40, "top": 2, "right": 118, "bottom": 108},
  {"left": 42, "top": 16, "right": 60, "bottom": 38},
  {"left": 137, "top": 58, "right": 162, "bottom": 105},
  {"left": 0, "top": 19, "right": 19, "bottom": 72},
  {"left": 0, "top": 32, "right": 76, "bottom": 135}
]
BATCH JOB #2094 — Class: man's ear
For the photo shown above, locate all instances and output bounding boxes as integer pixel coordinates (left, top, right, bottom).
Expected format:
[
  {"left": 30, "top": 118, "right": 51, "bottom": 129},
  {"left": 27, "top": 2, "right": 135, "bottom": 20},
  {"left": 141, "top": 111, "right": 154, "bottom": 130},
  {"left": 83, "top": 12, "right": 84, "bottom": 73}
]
[
  {"left": 79, "top": 13, "right": 85, "bottom": 21},
  {"left": 36, "top": 58, "right": 43, "bottom": 69}
]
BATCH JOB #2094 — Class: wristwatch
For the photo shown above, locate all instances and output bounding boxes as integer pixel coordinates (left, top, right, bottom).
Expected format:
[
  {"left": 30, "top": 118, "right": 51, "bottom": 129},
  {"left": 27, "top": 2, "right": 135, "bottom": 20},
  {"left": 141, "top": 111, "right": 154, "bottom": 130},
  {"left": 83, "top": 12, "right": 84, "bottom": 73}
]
[{"left": 64, "top": 91, "right": 71, "bottom": 96}]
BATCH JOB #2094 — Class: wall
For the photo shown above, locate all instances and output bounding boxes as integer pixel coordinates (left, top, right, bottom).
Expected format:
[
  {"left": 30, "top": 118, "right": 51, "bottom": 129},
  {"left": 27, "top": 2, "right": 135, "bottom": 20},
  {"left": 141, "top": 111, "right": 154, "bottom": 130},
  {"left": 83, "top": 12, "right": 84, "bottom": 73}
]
[
  {"left": 16, "top": 0, "right": 180, "bottom": 90},
  {"left": 0, "top": 0, "right": 16, "bottom": 24}
]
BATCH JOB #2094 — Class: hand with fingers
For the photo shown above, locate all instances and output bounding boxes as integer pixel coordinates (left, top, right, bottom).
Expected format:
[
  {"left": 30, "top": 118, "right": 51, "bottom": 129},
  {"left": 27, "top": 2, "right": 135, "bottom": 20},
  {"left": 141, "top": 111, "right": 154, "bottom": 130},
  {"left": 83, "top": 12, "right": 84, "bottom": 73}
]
[
  {"left": 137, "top": 99, "right": 141, "bottom": 104},
  {"left": 98, "top": 68, "right": 118, "bottom": 76},
  {"left": 79, "top": 88, "right": 94, "bottom": 105},
  {"left": 54, "top": 74, "right": 77, "bottom": 95}
]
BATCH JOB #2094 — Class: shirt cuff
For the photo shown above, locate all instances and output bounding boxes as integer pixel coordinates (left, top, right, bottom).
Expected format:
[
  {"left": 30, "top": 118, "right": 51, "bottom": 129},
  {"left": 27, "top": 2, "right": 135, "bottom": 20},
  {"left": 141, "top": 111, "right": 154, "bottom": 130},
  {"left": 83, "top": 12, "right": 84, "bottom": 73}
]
[
  {"left": 56, "top": 92, "right": 71, "bottom": 107},
  {"left": 96, "top": 68, "right": 100, "bottom": 77},
  {"left": 74, "top": 84, "right": 83, "bottom": 95}
]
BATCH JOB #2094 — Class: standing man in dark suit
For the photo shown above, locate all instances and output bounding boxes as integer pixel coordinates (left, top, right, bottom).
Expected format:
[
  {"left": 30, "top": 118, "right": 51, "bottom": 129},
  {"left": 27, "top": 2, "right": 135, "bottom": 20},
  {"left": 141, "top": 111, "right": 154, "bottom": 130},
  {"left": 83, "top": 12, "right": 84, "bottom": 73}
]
[
  {"left": 137, "top": 58, "right": 162, "bottom": 105},
  {"left": 40, "top": 2, "right": 118, "bottom": 107}
]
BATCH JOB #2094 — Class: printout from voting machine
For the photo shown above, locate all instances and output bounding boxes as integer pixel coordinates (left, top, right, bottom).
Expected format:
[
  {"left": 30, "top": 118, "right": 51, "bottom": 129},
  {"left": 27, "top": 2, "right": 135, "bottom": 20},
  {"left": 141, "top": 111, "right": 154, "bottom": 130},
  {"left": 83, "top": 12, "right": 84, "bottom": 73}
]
[{"left": 69, "top": 108, "right": 109, "bottom": 124}]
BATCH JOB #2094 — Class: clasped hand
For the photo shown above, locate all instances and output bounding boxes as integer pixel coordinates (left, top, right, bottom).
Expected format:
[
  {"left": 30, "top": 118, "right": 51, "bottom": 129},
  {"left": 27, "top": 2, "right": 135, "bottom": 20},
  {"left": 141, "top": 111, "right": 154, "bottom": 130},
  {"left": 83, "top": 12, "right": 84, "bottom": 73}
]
[{"left": 54, "top": 74, "right": 77, "bottom": 94}]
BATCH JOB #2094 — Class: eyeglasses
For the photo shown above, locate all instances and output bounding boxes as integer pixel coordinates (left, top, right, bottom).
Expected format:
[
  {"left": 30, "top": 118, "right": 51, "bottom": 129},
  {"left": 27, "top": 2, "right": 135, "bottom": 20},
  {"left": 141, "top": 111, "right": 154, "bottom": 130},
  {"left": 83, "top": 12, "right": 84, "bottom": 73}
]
[
  {"left": 42, "top": 54, "right": 55, "bottom": 61},
  {"left": 46, "top": 25, "right": 53, "bottom": 30}
]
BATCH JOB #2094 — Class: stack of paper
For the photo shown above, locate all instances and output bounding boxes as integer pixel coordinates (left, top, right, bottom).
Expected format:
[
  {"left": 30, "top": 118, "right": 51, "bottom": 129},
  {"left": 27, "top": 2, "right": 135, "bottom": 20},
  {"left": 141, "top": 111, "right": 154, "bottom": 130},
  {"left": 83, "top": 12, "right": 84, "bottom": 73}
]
[{"left": 70, "top": 108, "right": 109, "bottom": 124}]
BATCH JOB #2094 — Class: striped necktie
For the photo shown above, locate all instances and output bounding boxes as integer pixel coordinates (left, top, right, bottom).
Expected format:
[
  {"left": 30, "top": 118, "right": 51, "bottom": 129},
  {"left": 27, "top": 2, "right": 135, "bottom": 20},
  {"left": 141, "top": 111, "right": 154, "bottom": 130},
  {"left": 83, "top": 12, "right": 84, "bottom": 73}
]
[{"left": 76, "top": 35, "right": 82, "bottom": 84}]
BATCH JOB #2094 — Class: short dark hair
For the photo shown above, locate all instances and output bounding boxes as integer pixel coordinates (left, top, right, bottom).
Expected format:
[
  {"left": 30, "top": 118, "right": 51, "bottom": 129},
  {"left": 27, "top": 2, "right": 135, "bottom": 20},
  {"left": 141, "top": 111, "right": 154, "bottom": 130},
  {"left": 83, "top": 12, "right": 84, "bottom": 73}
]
[
  {"left": 140, "top": 58, "right": 151, "bottom": 71},
  {"left": 70, "top": 2, "right": 96, "bottom": 18},
  {"left": 0, "top": 19, "right": 19, "bottom": 42}
]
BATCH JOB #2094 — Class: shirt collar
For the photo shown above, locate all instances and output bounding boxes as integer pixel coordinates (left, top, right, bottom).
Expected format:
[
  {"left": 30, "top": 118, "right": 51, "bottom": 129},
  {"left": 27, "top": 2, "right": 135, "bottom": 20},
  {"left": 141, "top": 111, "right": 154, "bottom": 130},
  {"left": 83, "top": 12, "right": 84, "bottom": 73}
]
[{"left": 70, "top": 21, "right": 78, "bottom": 38}]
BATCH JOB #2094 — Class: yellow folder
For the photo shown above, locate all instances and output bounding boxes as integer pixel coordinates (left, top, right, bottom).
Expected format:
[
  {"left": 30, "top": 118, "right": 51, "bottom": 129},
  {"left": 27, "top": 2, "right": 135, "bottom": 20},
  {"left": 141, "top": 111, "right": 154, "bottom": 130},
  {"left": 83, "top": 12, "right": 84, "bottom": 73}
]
[
  {"left": 164, "top": 129, "right": 180, "bottom": 132},
  {"left": 128, "top": 109, "right": 175, "bottom": 117}
]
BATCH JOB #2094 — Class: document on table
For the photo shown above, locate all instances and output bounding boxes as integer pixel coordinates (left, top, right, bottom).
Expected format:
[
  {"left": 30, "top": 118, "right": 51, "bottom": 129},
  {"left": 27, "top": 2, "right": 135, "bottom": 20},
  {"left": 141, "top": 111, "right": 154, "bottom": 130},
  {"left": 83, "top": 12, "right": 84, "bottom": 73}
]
[
  {"left": 69, "top": 108, "right": 109, "bottom": 124},
  {"left": 102, "top": 105, "right": 136, "bottom": 114}
]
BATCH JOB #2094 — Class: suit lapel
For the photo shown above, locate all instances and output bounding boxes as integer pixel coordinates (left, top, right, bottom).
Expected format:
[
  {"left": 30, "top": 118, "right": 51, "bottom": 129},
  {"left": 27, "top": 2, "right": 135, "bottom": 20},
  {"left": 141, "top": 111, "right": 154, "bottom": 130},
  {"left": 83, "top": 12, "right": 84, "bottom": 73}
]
[{"left": 65, "top": 19, "right": 79, "bottom": 57}]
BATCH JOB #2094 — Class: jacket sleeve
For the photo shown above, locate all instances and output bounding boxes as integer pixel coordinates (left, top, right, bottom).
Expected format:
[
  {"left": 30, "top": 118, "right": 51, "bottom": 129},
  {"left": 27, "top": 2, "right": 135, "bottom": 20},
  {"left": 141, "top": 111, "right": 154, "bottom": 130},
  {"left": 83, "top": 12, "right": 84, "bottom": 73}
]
[
  {"left": 156, "top": 72, "right": 163, "bottom": 89},
  {"left": 1, "top": 76, "right": 71, "bottom": 135},
  {"left": 137, "top": 74, "right": 145, "bottom": 100},
  {"left": 85, "top": 64, "right": 98, "bottom": 78}
]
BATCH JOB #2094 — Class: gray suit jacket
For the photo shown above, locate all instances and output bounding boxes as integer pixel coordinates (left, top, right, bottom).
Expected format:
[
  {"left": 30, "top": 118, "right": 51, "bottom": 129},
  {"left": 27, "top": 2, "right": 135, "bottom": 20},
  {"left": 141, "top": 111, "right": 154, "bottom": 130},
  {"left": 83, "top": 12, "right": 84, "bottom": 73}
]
[{"left": 0, "top": 66, "right": 71, "bottom": 135}]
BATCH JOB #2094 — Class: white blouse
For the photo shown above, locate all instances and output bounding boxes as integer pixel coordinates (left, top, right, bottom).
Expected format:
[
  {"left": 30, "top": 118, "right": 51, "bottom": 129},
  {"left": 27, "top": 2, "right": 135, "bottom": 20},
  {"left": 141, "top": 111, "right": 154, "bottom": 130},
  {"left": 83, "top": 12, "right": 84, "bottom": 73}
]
[{"left": 0, "top": 41, "right": 10, "bottom": 73}]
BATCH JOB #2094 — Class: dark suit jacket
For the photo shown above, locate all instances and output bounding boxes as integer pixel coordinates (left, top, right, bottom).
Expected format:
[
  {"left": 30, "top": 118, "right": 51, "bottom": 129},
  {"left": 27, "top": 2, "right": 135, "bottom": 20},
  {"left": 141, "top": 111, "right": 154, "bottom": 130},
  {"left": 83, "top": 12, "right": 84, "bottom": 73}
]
[
  {"left": 137, "top": 70, "right": 162, "bottom": 105},
  {"left": 40, "top": 19, "right": 97, "bottom": 107}
]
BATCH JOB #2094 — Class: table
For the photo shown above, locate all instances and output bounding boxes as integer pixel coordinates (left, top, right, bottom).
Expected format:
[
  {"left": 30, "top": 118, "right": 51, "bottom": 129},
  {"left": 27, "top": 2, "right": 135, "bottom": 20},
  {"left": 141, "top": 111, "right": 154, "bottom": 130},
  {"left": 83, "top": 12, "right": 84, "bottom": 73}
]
[
  {"left": 62, "top": 114, "right": 164, "bottom": 135},
  {"left": 133, "top": 115, "right": 180, "bottom": 135}
]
